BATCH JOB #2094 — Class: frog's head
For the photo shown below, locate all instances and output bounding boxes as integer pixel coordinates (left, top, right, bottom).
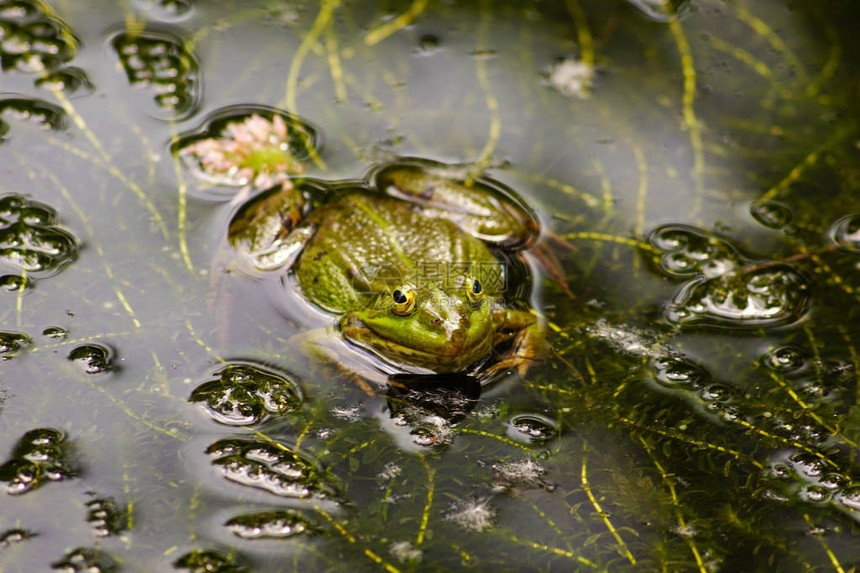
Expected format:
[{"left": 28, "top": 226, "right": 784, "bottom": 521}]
[{"left": 341, "top": 278, "right": 495, "bottom": 373}]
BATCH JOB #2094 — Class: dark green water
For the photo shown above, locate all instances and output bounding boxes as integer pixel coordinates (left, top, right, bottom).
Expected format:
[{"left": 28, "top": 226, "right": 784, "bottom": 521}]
[{"left": 1, "top": 0, "right": 859, "bottom": 571}]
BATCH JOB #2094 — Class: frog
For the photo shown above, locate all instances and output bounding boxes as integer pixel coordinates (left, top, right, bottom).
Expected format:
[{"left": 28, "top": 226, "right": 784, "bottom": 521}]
[{"left": 226, "top": 158, "right": 546, "bottom": 379}]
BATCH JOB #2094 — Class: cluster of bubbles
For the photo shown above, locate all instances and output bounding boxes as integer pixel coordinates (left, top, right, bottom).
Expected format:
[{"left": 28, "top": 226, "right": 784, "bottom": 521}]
[
  {"left": 111, "top": 30, "right": 199, "bottom": 118},
  {"left": 0, "top": 193, "right": 78, "bottom": 288},
  {"left": 51, "top": 546, "right": 118, "bottom": 573},
  {"left": 763, "top": 346, "right": 853, "bottom": 409},
  {"left": 185, "top": 361, "right": 328, "bottom": 545},
  {"left": 205, "top": 438, "right": 335, "bottom": 500},
  {"left": 767, "top": 450, "right": 860, "bottom": 522},
  {"left": 649, "top": 225, "right": 811, "bottom": 329},
  {"left": 650, "top": 355, "right": 746, "bottom": 423},
  {"left": 84, "top": 494, "right": 126, "bottom": 538},
  {"left": 135, "top": 0, "right": 193, "bottom": 20},
  {"left": 172, "top": 549, "right": 247, "bottom": 573},
  {"left": 0, "top": 97, "right": 68, "bottom": 141},
  {"left": 0, "top": 0, "right": 78, "bottom": 77},
  {"left": 0, "top": 428, "right": 76, "bottom": 494},
  {"left": 188, "top": 363, "right": 303, "bottom": 426}
]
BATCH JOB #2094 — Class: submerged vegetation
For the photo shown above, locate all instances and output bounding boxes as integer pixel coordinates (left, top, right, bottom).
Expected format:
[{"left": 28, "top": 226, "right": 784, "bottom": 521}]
[{"left": 0, "top": 0, "right": 859, "bottom": 570}]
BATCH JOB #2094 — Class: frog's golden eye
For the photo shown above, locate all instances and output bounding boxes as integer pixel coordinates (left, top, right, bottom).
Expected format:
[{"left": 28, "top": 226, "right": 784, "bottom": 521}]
[
  {"left": 466, "top": 278, "right": 483, "bottom": 308},
  {"left": 391, "top": 287, "right": 417, "bottom": 316}
]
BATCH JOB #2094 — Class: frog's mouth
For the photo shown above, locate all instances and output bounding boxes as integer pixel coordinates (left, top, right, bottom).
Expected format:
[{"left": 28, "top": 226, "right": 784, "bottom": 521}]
[{"left": 340, "top": 315, "right": 493, "bottom": 373}]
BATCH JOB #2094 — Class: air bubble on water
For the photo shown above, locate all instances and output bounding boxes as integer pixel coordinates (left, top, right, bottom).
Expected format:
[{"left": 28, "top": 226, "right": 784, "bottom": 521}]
[
  {"left": 67, "top": 344, "right": 115, "bottom": 374},
  {"left": 763, "top": 347, "right": 805, "bottom": 372},
  {"left": 652, "top": 356, "right": 709, "bottom": 390},
  {"left": 665, "top": 265, "right": 811, "bottom": 329},
  {"left": 750, "top": 201, "right": 792, "bottom": 230},
  {"left": 830, "top": 213, "right": 860, "bottom": 253},
  {"left": 506, "top": 413, "right": 558, "bottom": 445},
  {"left": 625, "top": 0, "right": 692, "bottom": 22}
]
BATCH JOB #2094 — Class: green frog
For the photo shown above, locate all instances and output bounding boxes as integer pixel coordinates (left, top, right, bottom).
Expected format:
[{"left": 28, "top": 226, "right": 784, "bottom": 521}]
[{"left": 227, "top": 158, "right": 545, "bottom": 378}]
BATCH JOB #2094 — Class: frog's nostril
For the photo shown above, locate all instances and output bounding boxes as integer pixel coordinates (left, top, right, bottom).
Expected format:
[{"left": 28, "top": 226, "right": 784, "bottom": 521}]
[{"left": 431, "top": 318, "right": 443, "bottom": 325}]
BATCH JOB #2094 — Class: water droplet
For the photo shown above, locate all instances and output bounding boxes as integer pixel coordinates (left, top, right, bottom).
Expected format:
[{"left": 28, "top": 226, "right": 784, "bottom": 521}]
[
  {"left": 67, "top": 344, "right": 115, "bottom": 374},
  {"left": 764, "top": 347, "right": 805, "bottom": 372},
  {"left": 506, "top": 413, "right": 559, "bottom": 445},
  {"left": 830, "top": 213, "right": 860, "bottom": 253},
  {"left": 750, "top": 201, "right": 792, "bottom": 230}
]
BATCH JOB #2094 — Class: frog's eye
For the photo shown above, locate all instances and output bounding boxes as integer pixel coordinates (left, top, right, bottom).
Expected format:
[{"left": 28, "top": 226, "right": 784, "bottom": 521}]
[
  {"left": 391, "top": 287, "right": 417, "bottom": 316},
  {"left": 466, "top": 278, "right": 483, "bottom": 308}
]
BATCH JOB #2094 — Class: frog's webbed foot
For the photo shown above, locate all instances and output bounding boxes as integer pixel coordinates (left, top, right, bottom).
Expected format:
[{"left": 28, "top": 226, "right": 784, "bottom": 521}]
[
  {"left": 530, "top": 235, "right": 575, "bottom": 299},
  {"left": 486, "top": 310, "right": 546, "bottom": 378},
  {"left": 371, "top": 158, "right": 540, "bottom": 249}
]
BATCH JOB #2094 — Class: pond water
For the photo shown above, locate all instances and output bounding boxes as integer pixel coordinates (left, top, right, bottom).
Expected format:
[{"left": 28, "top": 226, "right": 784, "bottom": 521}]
[{"left": 1, "top": 0, "right": 859, "bottom": 571}]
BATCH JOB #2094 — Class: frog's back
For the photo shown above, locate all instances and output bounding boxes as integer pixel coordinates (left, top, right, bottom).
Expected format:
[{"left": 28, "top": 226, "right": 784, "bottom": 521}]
[{"left": 295, "top": 193, "right": 499, "bottom": 313}]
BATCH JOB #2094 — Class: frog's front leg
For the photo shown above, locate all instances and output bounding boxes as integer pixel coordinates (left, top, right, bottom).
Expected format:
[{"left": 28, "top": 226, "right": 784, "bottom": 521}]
[{"left": 486, "top": 308, "right": 545, "bottom": 377}]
